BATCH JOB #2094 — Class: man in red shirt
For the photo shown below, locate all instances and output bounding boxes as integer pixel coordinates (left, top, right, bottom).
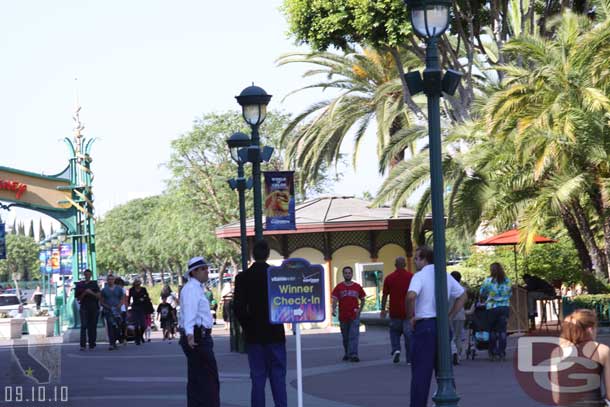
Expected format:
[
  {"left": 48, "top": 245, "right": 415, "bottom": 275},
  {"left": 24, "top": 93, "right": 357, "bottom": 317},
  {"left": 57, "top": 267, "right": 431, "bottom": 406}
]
[
  {"left": 380, "top": 256, "right": 414, "bottom": 364},
  {"left": 331, "top": 266, "right": 366, "bottom": 362}
]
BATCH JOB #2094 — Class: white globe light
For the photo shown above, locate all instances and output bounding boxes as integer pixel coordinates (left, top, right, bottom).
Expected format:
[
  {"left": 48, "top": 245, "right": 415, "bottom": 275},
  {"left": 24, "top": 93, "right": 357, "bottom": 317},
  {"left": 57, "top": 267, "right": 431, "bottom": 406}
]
[
  {"left": 411, "top": 5, "right": 449, "bottom": 37},
  {"left": 243, "top": 104, "right": 267, "bottom": 126}
]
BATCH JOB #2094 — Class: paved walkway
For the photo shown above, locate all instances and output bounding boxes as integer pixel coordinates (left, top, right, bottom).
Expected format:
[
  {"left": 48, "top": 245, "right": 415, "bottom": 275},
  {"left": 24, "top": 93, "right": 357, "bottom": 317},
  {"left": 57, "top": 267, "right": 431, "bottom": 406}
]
[{"left": 0, "top": 324, "right": 581, "bottom": 406}]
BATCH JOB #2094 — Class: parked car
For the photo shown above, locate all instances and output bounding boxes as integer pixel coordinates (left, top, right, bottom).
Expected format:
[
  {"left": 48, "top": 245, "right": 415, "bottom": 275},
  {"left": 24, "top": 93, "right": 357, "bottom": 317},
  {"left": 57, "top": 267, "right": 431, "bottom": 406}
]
[
  {"left": 0, "top": 294, "right": 24, "bottom": 313},
  {"left": 2, "top": 289, "right": 27, "bottom": 304}
]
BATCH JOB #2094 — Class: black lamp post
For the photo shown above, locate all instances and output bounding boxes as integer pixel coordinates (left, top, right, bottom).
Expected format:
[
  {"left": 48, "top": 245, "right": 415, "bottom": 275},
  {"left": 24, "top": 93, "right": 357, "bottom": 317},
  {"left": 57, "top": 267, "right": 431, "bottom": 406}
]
[
  {"left": 227, "top": 132, "right": 253, "bottom": 274},
  {"left": 226, "top": 132, "right": 252, "bottom": 354},
  {"left": 402, "top": 0, "right": 462, "bottom": 406},
  {"left": 235, "top": 85, "right": 273, "bottom": 242}
]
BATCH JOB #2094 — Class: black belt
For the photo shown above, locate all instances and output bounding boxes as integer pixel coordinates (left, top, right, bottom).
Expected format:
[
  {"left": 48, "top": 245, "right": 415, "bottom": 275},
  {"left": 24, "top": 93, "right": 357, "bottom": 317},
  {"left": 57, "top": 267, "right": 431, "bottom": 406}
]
[
  {"left": 415, "top": 317, "right": 436, "bottom": 324},
  {"left": 180, "top": 326, "right": 212, "bottom": 337}
]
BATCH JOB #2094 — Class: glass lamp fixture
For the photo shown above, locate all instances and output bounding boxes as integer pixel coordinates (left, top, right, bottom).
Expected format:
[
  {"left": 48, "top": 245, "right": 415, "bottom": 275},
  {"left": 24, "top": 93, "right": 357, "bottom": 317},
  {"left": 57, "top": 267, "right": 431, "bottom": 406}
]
[
  {"left": 226, "top": 132, "right": 251, "bottom": 162},
  {"left": 235, "top": 84, "right": 272, "bottom": 127},
  {"left": 404, "top": 0, "right": 451, "bottom": 38}
]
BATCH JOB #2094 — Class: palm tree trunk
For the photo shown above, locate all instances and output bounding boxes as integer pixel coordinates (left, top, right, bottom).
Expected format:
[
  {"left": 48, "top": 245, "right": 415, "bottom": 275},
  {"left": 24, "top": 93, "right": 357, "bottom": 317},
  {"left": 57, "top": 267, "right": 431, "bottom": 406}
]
[
  {"left": 571, "top": 201, "right": 608, "bottom": 278},
  {"left": 560, "top": 205, "right": 593, "bottom": 272},
  {"left": 588, "top": 185, "right": 610, "bottom": 279},
  {"left": 389, "top": 117, "right": 405, "bottom": 168}
]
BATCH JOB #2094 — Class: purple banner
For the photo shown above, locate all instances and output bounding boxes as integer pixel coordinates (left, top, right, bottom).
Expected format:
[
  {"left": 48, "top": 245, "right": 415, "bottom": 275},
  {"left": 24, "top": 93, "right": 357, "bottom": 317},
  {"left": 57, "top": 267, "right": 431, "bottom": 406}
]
[
  {"left": 264, "top": 171, "right": 296, "bottom": 230},
  {"left": 60, "top": 243, "right": 72, "bottom": 275}
]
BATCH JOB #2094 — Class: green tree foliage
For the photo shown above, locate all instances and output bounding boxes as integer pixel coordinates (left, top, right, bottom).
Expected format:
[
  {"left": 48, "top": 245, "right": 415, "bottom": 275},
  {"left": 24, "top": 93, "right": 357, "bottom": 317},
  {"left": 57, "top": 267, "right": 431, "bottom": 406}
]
[
  {"left": 0, "top": 234, "right": 40, "bottom": 282},
  {"left": 96, "top": 196, "right": 157, "bottom": 276},
  {"left": 480, "top": 8, "right": 610, "bottom": 279},
  {"left": 278, "top": 48, "right": 418, "bottom": 188},
  {"left": 283, "top": 0, "right": 411, "bottom": 51},
  {"left": 96, "top": 111, "right": 336, "bottom": 286},
  {"left": 461, "top": 239, "right": 583, "bottom": 287},
  {"left": 17, "top": 222, "right": 25, "bottom": 236}
]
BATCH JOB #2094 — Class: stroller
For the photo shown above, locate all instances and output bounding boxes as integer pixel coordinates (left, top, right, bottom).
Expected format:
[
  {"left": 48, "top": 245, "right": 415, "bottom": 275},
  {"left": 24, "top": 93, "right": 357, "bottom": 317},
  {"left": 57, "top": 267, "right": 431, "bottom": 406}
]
[
  {"left": 124, "top": 309, "right": 139, "bottom": 342},
  {"left": 465, "top": 303, "right": 491, "bottom": 360}
]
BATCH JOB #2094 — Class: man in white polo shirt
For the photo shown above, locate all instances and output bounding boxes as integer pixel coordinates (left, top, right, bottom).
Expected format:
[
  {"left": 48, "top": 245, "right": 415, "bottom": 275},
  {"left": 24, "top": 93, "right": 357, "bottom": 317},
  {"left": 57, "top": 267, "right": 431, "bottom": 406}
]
[{"left": 406, "top": 246, "right": 467, "bottom": 407}]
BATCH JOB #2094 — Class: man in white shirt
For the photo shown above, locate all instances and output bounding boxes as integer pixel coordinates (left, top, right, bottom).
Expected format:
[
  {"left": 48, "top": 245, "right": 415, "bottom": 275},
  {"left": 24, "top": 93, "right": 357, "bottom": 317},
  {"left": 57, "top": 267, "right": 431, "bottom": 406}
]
[
  {"left": 406, "top": 246, "right": 467, "bottom": 407},
  {"left": 179, "top": 256, "right": 220, "bottom": 407}
]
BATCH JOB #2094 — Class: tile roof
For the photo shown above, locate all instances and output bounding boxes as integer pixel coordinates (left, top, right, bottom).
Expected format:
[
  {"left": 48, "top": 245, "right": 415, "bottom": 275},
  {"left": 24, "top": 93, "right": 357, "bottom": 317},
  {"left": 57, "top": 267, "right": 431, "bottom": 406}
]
[{"left": 216, "top": 196, "right": 421, "bottom": 238}]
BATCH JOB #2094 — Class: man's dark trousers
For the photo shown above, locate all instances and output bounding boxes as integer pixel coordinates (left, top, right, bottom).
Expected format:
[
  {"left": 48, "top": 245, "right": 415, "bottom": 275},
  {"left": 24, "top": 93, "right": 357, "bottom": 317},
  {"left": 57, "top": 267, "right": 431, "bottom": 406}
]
[
  {"left": 103, "top": 310, "right": 119, "bottom": 347},
  {"left": 179, "top": 333, "right": 220, "bottom": 407},
  {"left": 410, "top": 319, "right": 437, "bottom": 407},
  {"left": 79, "top": 305, "right": 98, "bottom": 348},
  {"left": 247, "top": 342, "right": 287, "bottom": 407}
]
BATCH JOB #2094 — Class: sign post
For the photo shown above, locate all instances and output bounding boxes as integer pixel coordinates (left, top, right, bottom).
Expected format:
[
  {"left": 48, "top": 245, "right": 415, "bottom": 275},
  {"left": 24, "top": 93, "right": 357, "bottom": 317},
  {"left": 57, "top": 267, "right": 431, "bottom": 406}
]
[{"left": 267, "top": 258, "right": 326, "bottom": 407}]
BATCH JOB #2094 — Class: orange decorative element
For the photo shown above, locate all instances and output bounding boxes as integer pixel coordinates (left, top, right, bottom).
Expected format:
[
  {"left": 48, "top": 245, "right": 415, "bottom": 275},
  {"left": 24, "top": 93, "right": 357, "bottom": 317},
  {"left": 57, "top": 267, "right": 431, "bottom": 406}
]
[
  {"left": 0, "top": 179, "right": 27, "bottom": 199},
  {"left": 264, "top": 190, "right": 290, "bottom": 217}
]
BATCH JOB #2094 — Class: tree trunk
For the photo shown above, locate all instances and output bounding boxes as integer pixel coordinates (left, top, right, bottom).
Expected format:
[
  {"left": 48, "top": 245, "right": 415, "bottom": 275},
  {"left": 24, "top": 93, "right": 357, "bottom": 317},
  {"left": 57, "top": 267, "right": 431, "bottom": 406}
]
[
  {"left": 588, "top": 185, "right": 610, "bottom": 279},
  {"left": 144, "top": 268, "right": 155, "bottom": 287},
  {"left": 168, "top": 263, "right": 175, "bottom": 285},
  {"left": 571, "top": 201, "right": 608, "bottom": 278},
  {"left": 560, "top": 205, "right": 593, "bottom": 272},
  {"left": 217, "top": 258, "right": 229, "bottom": 305},
  {"left": 229, "top": 257, "right": 238, "bottom": 274}
]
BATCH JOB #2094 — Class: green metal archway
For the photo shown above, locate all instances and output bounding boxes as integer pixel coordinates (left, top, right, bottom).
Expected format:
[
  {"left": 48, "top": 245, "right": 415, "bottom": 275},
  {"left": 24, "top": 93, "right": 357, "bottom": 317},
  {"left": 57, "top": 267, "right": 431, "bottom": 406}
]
[{"left": 0, "top": 108, "right": 96, "bottom": 328}]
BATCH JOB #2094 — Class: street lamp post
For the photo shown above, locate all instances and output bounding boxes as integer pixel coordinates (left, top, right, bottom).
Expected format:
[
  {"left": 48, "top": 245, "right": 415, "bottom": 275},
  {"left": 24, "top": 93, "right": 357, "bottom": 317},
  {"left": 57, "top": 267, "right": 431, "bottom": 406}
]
[
  {"left": 227, "top": 132, "right": 253, "bottom": 274},
  {"left": 227, "top": 132, "right": 253, "bottom": 354},
  {"left": 235, "top": 85, "right": 272, "bottom": 242},
  {"left": 402, "top": 0, "right": 462, "bottom": 406}
]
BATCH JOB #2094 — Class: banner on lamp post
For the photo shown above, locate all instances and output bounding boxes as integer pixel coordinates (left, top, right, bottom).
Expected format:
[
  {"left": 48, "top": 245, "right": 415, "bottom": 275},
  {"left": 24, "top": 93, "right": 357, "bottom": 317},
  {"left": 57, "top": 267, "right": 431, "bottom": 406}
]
[
  {"left": 263, "top": 171, "right": 296, "bottom": 230},
  {"left": 0, "top": 223, "right": 5, "bottom": 260},
  {"left": 51, "top": 247, "right": 60, "bottom": 273},
  {"left": 45, "top": 249, "right": 52, "bottom": 274},
  {"left": 39, "top": 250, "right": 46, "bottom": 274},
  {"left": 60, "top": 243, "right": 72, "bottom": 275}
]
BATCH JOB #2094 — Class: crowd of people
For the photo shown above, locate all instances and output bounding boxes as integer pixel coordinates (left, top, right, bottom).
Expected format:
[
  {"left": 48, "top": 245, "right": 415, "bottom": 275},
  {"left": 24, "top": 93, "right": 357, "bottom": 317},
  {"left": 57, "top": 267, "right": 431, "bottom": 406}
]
[
  {"left": 67, "top": 243, "right": 610, "bottom": 407},
  {"left": 75, "top": 269, "right": 179, "bottom": 351}
]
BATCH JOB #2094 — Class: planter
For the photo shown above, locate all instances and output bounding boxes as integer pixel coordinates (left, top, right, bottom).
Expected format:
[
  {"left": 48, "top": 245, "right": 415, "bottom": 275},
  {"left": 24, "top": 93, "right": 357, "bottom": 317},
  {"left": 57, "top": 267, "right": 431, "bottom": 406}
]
[
  {"left": 0, "top": 318, "right": 25, "bottom": 339},
  {"left": 26, "top": 317, "right": 57, "bottom": 337}
]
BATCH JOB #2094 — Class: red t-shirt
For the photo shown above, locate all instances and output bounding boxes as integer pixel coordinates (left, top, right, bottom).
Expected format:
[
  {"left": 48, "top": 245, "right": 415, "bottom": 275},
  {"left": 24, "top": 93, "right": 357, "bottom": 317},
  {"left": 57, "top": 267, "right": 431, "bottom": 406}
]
[
  {"left": 332, "top": 281, "right": 366, "bottom": 322},
  {"left": 382, "top": 268, "right": 413, "bottom": 319}
]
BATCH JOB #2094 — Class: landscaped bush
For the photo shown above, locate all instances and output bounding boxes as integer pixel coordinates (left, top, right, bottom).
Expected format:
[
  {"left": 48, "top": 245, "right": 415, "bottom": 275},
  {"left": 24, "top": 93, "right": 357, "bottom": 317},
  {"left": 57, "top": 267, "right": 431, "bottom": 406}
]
[
  {"left": 457, "top": 238, "right": 606, "bottom": 292},
  {"left": 563, "top": 294, "right": 610, "bottom": 323}
]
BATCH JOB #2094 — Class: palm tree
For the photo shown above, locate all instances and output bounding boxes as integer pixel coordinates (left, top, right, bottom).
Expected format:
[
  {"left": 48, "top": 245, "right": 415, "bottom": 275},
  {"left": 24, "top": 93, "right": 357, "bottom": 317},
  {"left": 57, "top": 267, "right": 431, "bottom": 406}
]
[
  {"left": 483, "top": 8, "right": 610, "bottom": 278},
  {"left": 277, "top": 48, "right": 422, "bottom": 190},
  {"left": 374, "top": 6, "right": 610, "bottom": 282}
]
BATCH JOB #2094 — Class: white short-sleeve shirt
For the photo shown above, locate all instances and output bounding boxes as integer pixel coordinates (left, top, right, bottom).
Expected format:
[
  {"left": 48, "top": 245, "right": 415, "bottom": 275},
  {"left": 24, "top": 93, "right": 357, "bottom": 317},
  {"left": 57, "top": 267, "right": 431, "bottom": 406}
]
[
  {"left": 409, "top": 264, "right": 465, "bottom": 319},
  {"left": 179, "top": 278, "right": 213, "bottom": 335}
]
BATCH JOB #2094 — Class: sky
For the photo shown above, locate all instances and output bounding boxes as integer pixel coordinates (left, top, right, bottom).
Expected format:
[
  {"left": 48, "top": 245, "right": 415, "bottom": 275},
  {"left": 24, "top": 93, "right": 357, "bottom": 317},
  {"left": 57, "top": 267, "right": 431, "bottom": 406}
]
[{"left": 0, "top": 0, "right": 384, "bottom": 234}]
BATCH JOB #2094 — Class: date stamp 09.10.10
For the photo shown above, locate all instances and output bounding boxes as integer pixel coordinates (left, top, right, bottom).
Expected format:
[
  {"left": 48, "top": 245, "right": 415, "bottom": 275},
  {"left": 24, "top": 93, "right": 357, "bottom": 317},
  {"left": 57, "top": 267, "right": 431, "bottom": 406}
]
[{"left": 4, "top": 386, "right": 69, "bottom": 405}]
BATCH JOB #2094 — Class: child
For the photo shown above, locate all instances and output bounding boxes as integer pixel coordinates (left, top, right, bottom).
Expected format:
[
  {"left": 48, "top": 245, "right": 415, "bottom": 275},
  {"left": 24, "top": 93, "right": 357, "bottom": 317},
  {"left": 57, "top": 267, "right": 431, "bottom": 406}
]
[
  {"left": 157, "top": 297, "right": 174, "bottom": 341},
  {"left": 144, "top": 313, "right": 152, "bottom": 342}
]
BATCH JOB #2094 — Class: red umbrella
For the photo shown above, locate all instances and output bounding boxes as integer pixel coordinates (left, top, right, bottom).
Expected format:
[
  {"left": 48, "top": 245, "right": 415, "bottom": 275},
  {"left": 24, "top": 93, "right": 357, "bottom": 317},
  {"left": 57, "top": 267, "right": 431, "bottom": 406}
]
[
  {"left": 474, "top": 229, "right": 557, "bottom": 332},
  {"left": 474, "top": 229, "right": 556, "bottom": 246}
]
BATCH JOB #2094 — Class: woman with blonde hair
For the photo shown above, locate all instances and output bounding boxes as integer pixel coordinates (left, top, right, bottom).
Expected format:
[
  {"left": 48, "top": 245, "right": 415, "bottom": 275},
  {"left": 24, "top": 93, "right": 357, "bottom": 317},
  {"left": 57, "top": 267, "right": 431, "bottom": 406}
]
[
  {"left": 551, "top": 309, "right": 610, "bottom": 406},
  {"left": 479, "top": 262, "right": 512, "bottom": 361}
]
